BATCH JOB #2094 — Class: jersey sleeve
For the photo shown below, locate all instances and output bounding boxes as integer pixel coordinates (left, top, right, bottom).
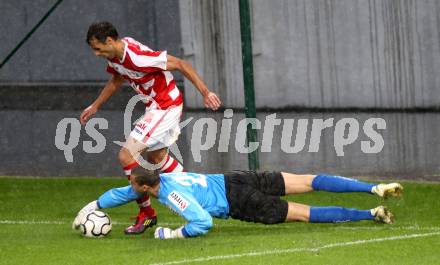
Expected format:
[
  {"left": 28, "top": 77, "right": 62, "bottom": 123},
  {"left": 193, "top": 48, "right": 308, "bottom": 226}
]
[
  {"left": 164, "top": 190, "right": 213, "bottom": 238},
  {"left": 126, "top": 48, "right": 168, "bottom": 73}
]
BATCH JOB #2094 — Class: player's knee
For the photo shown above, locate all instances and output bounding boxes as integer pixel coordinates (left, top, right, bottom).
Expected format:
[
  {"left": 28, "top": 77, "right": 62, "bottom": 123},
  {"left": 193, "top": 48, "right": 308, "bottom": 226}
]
[
  {"left": 147, "top": 153, "right": 164, "bottom": 165},
  {"left": 146, "top": 149, "right": 168, "bottom": 165},
  {"left": 118, "top": 148, "right": 131, "bottom": 165}
]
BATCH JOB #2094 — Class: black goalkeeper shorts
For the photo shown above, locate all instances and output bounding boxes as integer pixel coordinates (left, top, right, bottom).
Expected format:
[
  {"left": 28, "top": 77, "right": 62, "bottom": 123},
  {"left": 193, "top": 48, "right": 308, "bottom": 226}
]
[{"left": 224, "top": 171, "right": 288, "bottom": 224}]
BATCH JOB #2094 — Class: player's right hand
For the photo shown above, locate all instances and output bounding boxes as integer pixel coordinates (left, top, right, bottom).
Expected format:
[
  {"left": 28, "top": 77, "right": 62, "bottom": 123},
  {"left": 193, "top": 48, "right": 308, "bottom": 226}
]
[
  {"left": 80, "top": 105, "right": 98, "bottom": 125},
  {"left": 203, "top": 92, "right": 221, "bottom": 111}
]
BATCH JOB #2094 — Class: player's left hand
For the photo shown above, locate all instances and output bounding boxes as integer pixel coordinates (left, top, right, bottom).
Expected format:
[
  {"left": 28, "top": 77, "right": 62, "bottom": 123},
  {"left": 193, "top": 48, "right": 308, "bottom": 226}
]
[{"left": 204, "top": 92, "right": 221, "bottom": 111}]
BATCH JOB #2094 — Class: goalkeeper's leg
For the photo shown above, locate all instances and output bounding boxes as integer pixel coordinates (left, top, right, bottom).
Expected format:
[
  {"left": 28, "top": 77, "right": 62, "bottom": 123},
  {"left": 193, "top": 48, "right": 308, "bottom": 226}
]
[
  {"left": 284, "top": 202, "right": 394, "bottom": 224},
  {"left": 282, "top": 172, "right": 403, "bottom": 198}
]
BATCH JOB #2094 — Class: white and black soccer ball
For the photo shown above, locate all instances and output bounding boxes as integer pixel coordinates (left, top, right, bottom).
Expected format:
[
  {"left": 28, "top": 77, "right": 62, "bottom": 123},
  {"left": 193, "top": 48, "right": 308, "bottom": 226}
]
[{"left": 79, "top": 210, "right": 112, "bottom": 238}]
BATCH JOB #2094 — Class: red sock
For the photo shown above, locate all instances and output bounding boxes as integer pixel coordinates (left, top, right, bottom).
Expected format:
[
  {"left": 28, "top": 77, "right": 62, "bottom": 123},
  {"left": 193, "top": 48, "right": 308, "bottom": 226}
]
[{"left": 136, "top": 194, "right": 156, "bottom": 217}]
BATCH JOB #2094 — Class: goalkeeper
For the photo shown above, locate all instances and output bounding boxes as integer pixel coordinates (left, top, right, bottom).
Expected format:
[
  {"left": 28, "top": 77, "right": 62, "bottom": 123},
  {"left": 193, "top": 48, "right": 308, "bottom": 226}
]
[{"left": 73, "top": 168, "right": 402, "bottom": 239}]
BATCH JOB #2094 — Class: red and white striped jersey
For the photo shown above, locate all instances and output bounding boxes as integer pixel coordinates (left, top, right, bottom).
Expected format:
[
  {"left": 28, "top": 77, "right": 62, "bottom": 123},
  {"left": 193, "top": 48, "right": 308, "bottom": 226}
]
[{"left": 106, "top": 37, "right": 183, "bottom": 109}]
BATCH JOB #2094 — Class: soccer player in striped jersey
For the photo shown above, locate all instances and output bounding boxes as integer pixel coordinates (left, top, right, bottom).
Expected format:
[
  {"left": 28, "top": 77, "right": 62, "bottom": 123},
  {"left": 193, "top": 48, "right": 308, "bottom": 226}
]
[
  {"left": 75, "top": 21, "right": 221, "bottom": 235},
  {"left": 73, "top": 168, "right": 403, "bottom": 239}
]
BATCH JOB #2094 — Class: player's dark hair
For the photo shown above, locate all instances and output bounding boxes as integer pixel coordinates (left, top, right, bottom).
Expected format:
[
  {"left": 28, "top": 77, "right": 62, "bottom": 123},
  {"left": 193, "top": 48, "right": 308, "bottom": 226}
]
[
  {"left": 131, "top": 167, "right": 160, "bottom": 187},
  {"left": 86, "top": 21, "right": 119, "bottom": 44}
]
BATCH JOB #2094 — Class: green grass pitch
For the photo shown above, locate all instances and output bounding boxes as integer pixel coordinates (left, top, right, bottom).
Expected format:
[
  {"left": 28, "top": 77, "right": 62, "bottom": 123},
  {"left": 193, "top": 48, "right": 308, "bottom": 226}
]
[{"left": 0, "top": 176, "right": 439, "bottom": 265}]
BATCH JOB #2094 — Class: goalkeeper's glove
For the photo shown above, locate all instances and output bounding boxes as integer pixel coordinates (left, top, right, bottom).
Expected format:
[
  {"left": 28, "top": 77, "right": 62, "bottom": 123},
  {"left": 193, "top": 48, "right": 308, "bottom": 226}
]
[{"left": 154, "top": 226, "right": 186, "bottom": 240}]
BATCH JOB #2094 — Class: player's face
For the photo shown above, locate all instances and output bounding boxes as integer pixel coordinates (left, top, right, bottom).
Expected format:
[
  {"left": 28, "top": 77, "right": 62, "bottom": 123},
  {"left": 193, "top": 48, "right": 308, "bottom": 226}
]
[
  {"left": 89, "top": 37, "right": 117, "bottom": 59},
  {"left": 130, "top": 178, "right": 148, "bottom": 194}
]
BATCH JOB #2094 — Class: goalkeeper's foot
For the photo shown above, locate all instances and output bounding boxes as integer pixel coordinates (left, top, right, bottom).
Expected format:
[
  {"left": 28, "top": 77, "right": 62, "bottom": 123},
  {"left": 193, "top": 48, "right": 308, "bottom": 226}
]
[
  {"left": 372, "top": 183, "right": 403, "bottom": 198},
  {"left": 124, "top": 211, "right": 157, "bottom": 235},
  {"left": 72, "top": 200, "right": 99, "bottom": 230},
  {"left": 371, "top": 206, "right": 394, "bottom": 224}
]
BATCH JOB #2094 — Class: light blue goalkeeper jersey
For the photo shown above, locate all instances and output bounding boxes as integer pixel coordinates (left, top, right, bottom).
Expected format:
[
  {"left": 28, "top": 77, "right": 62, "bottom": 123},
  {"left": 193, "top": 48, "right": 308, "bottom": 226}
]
[{"left": 157, "top": 172, "right": 230, "bottom": 237}]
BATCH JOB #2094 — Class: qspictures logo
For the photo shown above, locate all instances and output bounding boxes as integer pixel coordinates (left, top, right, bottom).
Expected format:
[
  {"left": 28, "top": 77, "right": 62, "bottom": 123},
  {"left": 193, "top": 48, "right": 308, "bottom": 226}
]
[{"left": 54, "top": 95, "right": 386, "bottom": 164}]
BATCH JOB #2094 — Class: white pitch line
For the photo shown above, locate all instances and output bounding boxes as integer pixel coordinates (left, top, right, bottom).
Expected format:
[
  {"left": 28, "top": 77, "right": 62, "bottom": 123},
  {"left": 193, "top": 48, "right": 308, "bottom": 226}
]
[
  {"left": 149, "top": 232, "right": 440, "bottom": 265},
  {"left": 0, "top": 220, "right": 134, "bottom": 225},
  {"left": 0, "top": 220, "right": 66, "bottom": 225},
  {"left": 334, "top": 225, "right": 440, "bottom": 231},
  {"left": 1, "top": 220, "right": 440, "bottom": 231}
]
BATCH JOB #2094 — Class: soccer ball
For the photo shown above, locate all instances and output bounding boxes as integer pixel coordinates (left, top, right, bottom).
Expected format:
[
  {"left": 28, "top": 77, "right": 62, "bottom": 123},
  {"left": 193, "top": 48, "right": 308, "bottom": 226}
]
[{"left": 79, "top": 210, "right": 112, "bottom": 238}]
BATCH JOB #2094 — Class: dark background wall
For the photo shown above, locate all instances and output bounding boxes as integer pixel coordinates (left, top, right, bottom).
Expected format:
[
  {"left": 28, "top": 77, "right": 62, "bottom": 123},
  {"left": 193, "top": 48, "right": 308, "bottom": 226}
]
[
  {"left": 1, "top": 0, "right": 439, "bottom": 178},
  {"left": 0, "top": 0, "right": 182, "bottom": 82},
  {"left": 180, "top": 0, "right": 440, "bottom": 109}
]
